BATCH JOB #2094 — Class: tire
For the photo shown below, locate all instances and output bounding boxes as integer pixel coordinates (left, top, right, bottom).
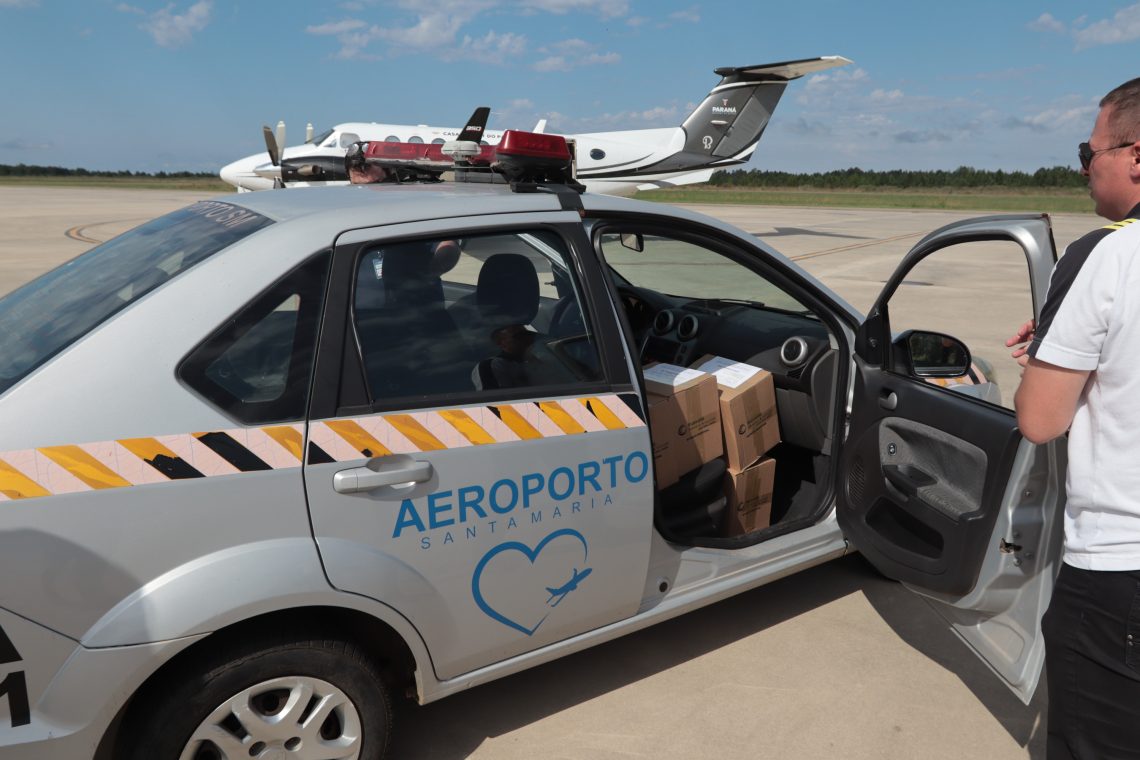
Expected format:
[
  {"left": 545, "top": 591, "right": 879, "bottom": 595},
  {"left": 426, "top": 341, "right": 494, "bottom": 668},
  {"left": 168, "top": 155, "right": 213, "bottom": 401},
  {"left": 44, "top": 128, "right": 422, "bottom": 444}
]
[{"left": 122, "top": 636, "right": 392, "bottom": 760}]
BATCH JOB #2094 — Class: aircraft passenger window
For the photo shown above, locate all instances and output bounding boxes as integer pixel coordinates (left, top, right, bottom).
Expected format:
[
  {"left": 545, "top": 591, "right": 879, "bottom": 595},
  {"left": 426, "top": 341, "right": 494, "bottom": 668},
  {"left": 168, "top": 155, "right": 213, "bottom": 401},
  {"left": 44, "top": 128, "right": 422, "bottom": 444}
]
[
  {"left": 351, "top": 232, "right": 602, "bottom": 406},
  {"left": 431, "top": 138, "right": 445, "bottom": 145},
  {"left": 408, "top": 136, "right": 424, "bottom": 144},
  {"left": 385, "top": 135, "right": 400, "bottom": 142},
  {"left": 338, "top": 133, "right": 360, "bottom": 148}
]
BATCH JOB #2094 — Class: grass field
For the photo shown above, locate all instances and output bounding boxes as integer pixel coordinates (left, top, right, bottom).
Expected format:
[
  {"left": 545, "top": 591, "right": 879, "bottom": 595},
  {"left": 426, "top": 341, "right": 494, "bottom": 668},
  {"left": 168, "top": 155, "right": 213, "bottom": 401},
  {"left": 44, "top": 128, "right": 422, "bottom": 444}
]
[
  {"left": 633, "top": 186, "right": 1096, "bottom": 214},
  {"left": 0, "top": 175, "right": 231, "bottom": 191},
  {"left": 0, "top": 175, "right": 1098, "bottom": 213}
]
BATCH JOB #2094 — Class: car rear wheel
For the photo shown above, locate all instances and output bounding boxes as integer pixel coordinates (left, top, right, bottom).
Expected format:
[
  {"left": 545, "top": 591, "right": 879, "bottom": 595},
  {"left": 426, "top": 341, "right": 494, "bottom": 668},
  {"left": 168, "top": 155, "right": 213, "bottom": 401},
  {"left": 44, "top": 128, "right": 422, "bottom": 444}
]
[{"left": 124, "top": 637, "right": 392, "bottom": 760}]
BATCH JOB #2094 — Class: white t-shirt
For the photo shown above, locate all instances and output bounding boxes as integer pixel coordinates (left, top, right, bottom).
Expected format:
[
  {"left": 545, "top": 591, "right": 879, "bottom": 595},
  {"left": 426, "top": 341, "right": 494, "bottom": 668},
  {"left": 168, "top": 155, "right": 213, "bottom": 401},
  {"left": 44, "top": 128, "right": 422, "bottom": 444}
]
[{"left": 1029, "top": 207, "right": 1140, "bottom": 570}]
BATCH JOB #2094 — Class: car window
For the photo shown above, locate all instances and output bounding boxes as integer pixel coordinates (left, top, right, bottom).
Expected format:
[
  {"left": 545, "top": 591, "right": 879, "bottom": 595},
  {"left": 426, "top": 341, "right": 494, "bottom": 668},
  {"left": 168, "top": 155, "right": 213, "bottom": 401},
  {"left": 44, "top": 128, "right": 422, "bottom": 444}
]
[
  {"left": 600, "top": 233, "right": 812, "bottom": 314},
  {"left": 0, "top": 201, "right": 273, "bottom": 397},
  {"left": 351, "top": 230, "right": 602, "bottom": 405},
  {"left": 884, "top": 241, "right": 1031, "bottom": 410},
  {"left": 180, "top": 251, "right": 330, "bottom": 424}
]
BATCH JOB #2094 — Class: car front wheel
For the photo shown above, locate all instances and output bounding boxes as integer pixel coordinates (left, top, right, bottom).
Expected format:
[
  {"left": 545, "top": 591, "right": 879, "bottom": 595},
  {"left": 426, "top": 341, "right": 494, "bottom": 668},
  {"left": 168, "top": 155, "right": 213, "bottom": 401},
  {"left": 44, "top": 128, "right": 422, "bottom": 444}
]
[{"left": 124, "top": 637, "right": 392, "bottom": 760}]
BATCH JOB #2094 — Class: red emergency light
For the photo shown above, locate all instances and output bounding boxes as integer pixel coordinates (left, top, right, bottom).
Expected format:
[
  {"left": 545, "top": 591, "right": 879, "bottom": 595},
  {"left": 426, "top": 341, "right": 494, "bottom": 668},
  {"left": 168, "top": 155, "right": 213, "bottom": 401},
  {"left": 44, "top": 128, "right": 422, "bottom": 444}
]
[{"left": 495, "top": 130, "right": 572, "bottom": 161}]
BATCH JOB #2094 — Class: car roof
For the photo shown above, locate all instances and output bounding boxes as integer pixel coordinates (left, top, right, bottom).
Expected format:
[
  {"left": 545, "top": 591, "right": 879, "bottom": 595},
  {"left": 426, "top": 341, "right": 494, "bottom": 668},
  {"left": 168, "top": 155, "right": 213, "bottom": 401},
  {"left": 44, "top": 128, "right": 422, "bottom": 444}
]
[
  {"left": 223, "top": 183, "right": 565, "bottom": 228},
  {"left": 218, "top": 182, "right": 720, "bottom": 233}
]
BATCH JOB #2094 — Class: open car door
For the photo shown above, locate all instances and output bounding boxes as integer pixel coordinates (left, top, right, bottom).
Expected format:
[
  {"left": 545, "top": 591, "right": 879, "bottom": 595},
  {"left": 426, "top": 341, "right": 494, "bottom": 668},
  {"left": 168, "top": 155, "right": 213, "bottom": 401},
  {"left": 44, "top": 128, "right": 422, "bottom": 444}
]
[{"left": 838, "top": 214, "right": 1065, "bottom": 704}]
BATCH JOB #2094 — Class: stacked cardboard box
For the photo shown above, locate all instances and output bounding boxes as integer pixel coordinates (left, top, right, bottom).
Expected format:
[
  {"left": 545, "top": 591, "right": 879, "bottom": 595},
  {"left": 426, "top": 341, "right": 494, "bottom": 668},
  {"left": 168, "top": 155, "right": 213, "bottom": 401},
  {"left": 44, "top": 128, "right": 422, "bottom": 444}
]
[
  {"left": 690, "top": 355, "right": 781, "bottom": 536},
  {"left": 643, "top": 363, "right": 723, "bottom": 489},
  {"left": 722, "top": 457, "right": 776, "bottom": 535}
]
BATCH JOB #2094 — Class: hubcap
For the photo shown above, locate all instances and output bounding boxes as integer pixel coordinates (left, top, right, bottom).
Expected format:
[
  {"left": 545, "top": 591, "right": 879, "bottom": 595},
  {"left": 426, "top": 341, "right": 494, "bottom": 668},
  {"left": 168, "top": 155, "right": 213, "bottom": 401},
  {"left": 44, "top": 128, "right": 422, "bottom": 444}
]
[{"left": 179, "top": 676, "right": 363, "bottom": 760}]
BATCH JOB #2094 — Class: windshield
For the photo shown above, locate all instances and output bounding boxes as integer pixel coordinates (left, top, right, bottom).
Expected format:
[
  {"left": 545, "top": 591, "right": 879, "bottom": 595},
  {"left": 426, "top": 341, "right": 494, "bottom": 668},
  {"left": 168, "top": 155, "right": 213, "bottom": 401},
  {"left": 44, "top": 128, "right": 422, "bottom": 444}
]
[
  {"left": 0, "top": 201, "right": 273, "bottom": 396},
  {"left": 308, "top": 128, "right": 334, "bottom": 145}
]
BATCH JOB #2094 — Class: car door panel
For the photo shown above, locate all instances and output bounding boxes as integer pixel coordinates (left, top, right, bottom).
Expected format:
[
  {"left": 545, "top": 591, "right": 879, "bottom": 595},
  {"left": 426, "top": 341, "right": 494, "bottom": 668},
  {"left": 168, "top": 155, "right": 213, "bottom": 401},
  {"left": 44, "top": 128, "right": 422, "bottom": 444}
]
[
  {"left": 844, "top": 362, "right": 1022, "bottom": 591},
  {"left": 304, "top": 215, "right": 655, "bottom": 682},
  {"left": 840, "top": 214, "right": 1064, "bottom": 703}
]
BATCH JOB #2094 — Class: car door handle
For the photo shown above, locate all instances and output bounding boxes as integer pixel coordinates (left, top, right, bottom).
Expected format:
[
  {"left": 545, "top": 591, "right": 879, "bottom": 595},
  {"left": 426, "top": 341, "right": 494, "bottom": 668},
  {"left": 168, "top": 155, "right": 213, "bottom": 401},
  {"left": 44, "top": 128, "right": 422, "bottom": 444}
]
[
  {"left": 332, "top": 460, "right": 434, "bottom": 494},
  {"left": 882, "top": 464, "right": 936, "bottom": 497},
  {"left": 879, "top": 391, "right": 898, "bottom": 410}
]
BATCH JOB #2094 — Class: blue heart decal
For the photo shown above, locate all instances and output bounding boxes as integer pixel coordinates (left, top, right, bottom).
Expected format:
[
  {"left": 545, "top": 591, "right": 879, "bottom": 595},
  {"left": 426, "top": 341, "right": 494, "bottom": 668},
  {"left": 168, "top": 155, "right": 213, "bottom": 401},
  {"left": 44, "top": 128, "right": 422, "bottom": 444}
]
[{"left": 471, "top": 528, "right": 590, "bottom": 636}]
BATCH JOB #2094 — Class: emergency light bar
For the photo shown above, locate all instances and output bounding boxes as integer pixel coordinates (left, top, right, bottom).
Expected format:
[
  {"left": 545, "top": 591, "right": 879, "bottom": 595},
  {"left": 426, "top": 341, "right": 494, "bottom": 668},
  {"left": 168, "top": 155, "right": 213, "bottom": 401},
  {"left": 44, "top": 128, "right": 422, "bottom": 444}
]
[{"left": 346, "top": 130, "right": 582, "bottom": 191}]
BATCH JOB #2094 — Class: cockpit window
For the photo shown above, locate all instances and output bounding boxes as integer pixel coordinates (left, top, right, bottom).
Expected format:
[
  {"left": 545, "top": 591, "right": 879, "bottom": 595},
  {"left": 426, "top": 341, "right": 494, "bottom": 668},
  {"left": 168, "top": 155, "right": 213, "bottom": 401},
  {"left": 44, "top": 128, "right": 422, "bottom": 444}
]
[
  {"left": 338, "top": 132, "right": 360, "bottom": 148},
  {"left": 0, "top": 201, "right": 273, "bottom": 396},
  {"left": 309, "top": 128, "right": 334, "bottom": 145}
]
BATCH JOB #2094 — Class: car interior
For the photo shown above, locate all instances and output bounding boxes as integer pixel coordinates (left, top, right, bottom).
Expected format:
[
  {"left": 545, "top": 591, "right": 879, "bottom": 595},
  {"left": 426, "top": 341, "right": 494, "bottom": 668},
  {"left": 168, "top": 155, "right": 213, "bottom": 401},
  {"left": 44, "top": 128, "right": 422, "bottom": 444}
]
[
  {"left": 346, "top": 228, "right": 845, "bottom": 549},
  {"left": 594, "top": 231, "right": 844, "bottom": 548}
]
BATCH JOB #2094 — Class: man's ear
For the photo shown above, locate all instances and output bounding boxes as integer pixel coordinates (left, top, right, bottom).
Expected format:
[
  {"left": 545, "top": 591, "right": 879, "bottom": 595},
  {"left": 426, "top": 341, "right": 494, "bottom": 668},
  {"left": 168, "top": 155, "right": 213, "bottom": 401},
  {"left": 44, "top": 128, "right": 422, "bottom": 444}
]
[{"left": 1130, "top": 141, "right": 1140, "bottom": 180}]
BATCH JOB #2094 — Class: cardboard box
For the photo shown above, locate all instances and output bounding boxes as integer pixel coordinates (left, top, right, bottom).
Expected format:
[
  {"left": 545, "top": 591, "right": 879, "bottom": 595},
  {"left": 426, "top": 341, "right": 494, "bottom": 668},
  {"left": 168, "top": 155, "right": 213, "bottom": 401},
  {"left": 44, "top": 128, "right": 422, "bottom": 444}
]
[
  {"left": 692, "top": 355, "right": 780, "bottom": 472},
  {"left": 722, "top": 457, "right": 776, "bottom": 536},
  {"left": 643, "top": 363, "right": 723, "bottom": 489}
]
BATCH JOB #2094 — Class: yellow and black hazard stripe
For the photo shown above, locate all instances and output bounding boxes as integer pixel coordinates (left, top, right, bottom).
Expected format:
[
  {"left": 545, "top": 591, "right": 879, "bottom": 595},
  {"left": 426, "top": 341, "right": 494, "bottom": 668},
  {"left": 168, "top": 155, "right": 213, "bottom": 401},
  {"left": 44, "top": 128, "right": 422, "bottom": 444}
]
[
  {"left": 1103, "top": 218, "right": 1137, "bottom": 231},
  {"left": 0, "top": 394, "right": 644, "bottom": 501}
]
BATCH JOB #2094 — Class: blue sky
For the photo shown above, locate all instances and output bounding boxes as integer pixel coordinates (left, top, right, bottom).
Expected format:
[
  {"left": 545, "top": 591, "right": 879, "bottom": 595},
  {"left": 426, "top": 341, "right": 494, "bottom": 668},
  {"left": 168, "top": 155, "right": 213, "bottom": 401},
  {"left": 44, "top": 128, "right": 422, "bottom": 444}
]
[{"left": 1, "top": 0, "right": 1137, "bottom": 174}]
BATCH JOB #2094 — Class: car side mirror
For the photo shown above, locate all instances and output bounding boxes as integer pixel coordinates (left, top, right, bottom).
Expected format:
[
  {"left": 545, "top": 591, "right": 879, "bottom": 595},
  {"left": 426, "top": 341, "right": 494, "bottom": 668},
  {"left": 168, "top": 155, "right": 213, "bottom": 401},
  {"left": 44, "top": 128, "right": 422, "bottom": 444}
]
[
  {"left": 620, "top": 233, "right": 644, "bottom": 252},
  {"left": 894, "top": 329, "right": 971, "bottom": 379}
]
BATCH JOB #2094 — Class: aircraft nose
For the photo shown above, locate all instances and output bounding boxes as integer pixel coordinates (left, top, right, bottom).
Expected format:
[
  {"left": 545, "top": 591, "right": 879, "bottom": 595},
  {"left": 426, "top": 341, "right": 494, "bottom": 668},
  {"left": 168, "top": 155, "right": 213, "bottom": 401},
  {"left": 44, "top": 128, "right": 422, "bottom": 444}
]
[{"left": 219, "top": 160, "right": 245, "bottom": 189}]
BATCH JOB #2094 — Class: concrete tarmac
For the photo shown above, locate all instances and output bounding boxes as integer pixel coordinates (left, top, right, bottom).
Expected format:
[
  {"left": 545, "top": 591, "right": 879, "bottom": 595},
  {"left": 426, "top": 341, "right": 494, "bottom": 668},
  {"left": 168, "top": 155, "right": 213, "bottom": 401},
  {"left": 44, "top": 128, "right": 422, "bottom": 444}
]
[{"left": 0, "top": 187, "right": 1086, "bottom": 759}]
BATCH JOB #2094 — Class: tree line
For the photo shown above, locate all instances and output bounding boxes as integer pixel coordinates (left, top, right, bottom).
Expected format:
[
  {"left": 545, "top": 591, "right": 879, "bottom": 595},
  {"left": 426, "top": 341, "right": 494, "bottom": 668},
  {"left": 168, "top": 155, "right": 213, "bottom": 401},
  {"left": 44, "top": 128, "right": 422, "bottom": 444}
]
[
  {"left": 0, "top": 164, "right": 216, "bottom": 178},
  {"left": 710, "top": 166, "right": 1085, "bottom": 189}
]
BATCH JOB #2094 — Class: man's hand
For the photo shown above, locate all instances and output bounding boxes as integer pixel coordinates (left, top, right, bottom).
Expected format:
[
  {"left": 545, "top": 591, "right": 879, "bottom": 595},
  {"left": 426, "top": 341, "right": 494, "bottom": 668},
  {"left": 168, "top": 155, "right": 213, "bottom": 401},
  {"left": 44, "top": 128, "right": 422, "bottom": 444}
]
[{"left": 1005, "top": 318, "right": 1036, "bottom": 367}]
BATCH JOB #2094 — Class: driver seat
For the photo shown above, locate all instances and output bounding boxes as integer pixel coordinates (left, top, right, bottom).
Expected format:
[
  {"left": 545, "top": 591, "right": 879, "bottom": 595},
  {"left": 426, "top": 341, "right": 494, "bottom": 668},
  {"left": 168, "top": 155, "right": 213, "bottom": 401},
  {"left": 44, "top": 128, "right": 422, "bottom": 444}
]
[{"left": 453, "top": 253, "right": 542, "bottom": 351}]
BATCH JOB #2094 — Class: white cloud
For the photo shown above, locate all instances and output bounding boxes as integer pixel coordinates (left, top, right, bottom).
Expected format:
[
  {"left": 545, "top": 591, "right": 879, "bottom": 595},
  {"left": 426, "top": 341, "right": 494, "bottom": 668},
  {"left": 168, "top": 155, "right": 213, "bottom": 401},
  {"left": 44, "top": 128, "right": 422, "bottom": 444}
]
[
  {"left": 312, "top": 1, "right": 630, "bottom": 63},
  {"left": 533, "top": 55, "right": 569, "bottom": 72},
  {"left": 140, "top": 1, "right": 212, "bottom": 49},
  {"left": 582, "top": 51, "right": 619, "bottom": 65},
  {"left": 115, "top": 3, "right": 144, "bottom": 14},
  {"left": 669, "top": 5, "right": 700, "bottom": 23},
  {"left": 532, "top": 37, "right": 618, "bottom": 71},
  {"left": 520, "top": 0, "right": 629, "bottom": 19},
  {"left": 549, "top": 38, "right": 591, "bottom": 53},
  {"left": 870, "top": 88, "right": 903, "bottom": 103},
  {"left": 1, "top": 138, "right": 53, "bottom": 150},
  {"left": 1028, "top": 12, "right": 1065, "bottom": 33},
  {"left": 1003, "top": 103, "right": 1098, "bottom": 133},
  {"left": 306, "top": 19, "right": 367, "bottom": 35},
  {"left": 451, "top": 30, "right": 526, "bottom": 64},
  {"left": 626, "top": 15, "right": 649, "bottom": 26},
  {"left": 1074, "top": 3, "right": 1140, "bottom": 49},
  {"left": 894, "top": 130, "right": 952, "bottom": 144}
]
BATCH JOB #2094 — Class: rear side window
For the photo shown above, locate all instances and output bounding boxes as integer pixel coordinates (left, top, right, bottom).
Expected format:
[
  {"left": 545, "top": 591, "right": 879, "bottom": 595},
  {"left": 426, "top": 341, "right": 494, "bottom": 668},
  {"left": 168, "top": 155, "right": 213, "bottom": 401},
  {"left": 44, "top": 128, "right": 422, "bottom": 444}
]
[
  {"left": 0, "top": 201, "right": 272, "bottom": 396},
  {"left": 180, "top": 252, "right": 331, "bottom": 424}
]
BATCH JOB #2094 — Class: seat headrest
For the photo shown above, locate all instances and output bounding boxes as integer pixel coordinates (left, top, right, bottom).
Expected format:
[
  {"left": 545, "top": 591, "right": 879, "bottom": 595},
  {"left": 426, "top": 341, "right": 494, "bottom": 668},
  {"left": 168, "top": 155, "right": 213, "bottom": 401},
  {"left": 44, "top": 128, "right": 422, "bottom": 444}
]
[
  {"left": 476, "top": 253, "right": 539, "bottom": 325},
  {"left": 381, "top": 243, "right": 442, "bottom": 306}
]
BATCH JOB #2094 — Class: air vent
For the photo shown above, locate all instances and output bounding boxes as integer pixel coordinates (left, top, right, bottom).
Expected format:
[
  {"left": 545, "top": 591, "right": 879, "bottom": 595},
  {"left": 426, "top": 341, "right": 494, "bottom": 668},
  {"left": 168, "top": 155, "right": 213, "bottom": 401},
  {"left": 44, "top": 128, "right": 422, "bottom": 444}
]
[
  {"left": 652, "top": 310, "right": 676, "bottom": 335},
  {"left": 677, "top": 314, "right": 700, "bottom": 341},
  {"left": 780, "top": 336, "right": 810, "bottom": 368}
]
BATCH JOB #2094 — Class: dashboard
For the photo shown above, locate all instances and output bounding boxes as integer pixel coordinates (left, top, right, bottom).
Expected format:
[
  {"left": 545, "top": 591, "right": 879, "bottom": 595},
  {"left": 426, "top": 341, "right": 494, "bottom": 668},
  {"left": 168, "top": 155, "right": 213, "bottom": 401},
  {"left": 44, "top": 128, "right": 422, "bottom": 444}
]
[{"left": 619, "top": 286, "right": 838, "bottom": 452}]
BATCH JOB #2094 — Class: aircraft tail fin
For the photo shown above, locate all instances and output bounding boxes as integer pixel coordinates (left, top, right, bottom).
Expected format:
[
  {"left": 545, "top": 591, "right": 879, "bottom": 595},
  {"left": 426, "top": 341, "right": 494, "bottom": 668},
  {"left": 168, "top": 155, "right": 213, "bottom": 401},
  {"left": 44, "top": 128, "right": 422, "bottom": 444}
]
[
  {"left": 458, "top": 106, "right": 492, "bottom": 142},
  {"left": 679, "top": 56, "right": 851, "bottom": 163}
]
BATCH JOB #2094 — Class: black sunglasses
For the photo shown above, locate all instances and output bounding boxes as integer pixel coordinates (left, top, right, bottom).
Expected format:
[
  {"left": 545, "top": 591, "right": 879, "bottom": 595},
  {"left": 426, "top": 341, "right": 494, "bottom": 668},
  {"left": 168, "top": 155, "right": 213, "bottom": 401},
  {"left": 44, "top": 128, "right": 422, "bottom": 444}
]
[{"left": 1078, "top": 140, "right": 1134, "bottom": 170}]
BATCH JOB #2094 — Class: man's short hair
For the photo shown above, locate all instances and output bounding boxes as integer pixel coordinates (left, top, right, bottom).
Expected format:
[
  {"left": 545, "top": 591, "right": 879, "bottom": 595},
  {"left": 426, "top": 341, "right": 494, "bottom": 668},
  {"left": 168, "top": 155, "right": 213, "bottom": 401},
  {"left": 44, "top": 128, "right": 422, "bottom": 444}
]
[{"left": 1100, "top": 78, "right": 1140, "bottom": 144}]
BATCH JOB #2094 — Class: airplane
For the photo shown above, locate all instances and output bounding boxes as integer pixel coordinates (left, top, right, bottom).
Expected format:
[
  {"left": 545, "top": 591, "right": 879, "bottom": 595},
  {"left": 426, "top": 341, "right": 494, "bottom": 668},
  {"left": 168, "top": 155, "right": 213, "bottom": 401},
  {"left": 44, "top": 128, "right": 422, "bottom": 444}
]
[
  {"left": 545, "top": 567, "right": 593, "bottom": 607},
  {"left": 219, "top": 55, "right": 852, "bottom": 196}
]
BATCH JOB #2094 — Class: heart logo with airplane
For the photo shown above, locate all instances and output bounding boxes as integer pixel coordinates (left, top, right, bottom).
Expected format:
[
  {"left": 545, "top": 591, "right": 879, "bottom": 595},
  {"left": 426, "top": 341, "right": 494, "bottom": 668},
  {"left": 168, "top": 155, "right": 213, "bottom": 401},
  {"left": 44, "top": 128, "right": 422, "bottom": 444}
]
[{"left": 471, "top": 528, "right": 592, "bottom": 636}]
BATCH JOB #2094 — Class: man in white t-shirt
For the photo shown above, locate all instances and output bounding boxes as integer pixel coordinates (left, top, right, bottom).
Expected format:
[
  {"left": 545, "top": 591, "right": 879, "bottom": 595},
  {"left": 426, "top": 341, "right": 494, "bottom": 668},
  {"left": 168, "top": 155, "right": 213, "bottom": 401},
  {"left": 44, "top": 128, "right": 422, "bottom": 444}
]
[{"left": 1007, "top": 77, "right": 1140, "bottom": 759}]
